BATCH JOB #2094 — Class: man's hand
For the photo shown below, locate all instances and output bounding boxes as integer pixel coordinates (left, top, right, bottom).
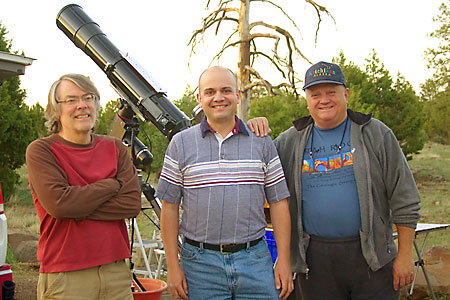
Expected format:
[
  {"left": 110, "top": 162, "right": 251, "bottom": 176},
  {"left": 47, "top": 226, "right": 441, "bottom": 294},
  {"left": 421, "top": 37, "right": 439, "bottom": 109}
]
[
  {"left": 269, "top": 199, "right": 293, "bottom": 299},
  {"left": 274, "top": 259, "right": 294, "bottom": 299},
  {"left": 166, "top": 265, "right": 189, "bottom": 299},
  {"left": 392, "top": 253, "right": 414, "bottom": 290},
  {"left": 161, "top": 200, "right": 188, "bottom": 299},
  {"left": 393, "top": 225, "right": 415, "bottom": 290},
  {"left": 247, "top": 117, "right": 271, "bottom": 137}
]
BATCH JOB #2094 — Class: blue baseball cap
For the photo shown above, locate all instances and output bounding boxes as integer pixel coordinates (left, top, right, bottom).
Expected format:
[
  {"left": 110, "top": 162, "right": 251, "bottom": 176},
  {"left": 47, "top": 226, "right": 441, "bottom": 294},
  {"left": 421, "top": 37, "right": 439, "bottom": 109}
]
[{"left": 303, "top": 61, "right": 346, "bottom": 90}]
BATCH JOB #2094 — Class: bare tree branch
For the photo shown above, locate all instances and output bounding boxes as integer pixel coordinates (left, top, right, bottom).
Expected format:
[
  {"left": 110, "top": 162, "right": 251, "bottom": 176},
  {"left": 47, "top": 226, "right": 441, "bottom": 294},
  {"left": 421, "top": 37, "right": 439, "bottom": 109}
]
[
  {"left": 244, "top": 65, "right": 276, "bottom": 94},
  {"left": 244, "top": 66, "right": 291, "bottom": 95},
  {"left": 188, "top": 15, "right": 239, "bottom": 68},
  {"left": 250, "top": 39, "right": 257, "bottom": 66},
  {"left": 272, "top": 82, "right": 291, "bottom": 90},
  {"left": 249, "top": 21, "right": 310, "bottom": 63},
  {"left": 204, "top": 7, "right": 239, "bottom": 28},
  {"left": 189, "top": 2, "right": 239, "bottom": 46},
  {"left": 250, "top": 51, "right": 286, "bottom": 79},
  {"left": 247, "top": 20, "right": 310, "bottom": 97},
  {"left": 304, "top": 0, "right": 335, "bottom": 44},
  {"left": 188, "top": 16, "right": 239, "bottom": 47},
  {"left": 210, "top": 30, "right": 240, "bottom": 63},
  {"left": 244, "top": 81, "right": 274, "bottom": 93},
  {"left": 248, "top": 32, "right": 279, "bottom": 41},
  {"left": 250, "top": 0, "right": 303, "bottom": 38},
  {"left": 207, "top": 0, "right": 233, "bottom": 10},
  {"left": 213, "top": 1, "right": 239, "bottom": 35}
]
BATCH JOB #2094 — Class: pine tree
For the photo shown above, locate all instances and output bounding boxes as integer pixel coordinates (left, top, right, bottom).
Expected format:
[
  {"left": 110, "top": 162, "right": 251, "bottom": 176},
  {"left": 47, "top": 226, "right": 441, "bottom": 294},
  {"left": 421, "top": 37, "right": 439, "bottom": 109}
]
[{"left": 0, "top": 21, "right": 37, "bottom": 199}]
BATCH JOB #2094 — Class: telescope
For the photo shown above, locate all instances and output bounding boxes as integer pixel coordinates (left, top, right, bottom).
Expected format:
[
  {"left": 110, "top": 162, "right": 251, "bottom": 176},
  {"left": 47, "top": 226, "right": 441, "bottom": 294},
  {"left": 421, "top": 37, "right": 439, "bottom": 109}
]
[{"left": 56, "top": 4, "right": 191, "bottom": 140}]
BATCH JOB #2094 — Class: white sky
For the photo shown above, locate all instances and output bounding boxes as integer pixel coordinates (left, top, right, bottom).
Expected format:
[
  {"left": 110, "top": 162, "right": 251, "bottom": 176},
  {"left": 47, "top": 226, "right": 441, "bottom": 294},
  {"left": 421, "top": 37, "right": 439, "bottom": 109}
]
[{"left": 0, "top": 0, "right": 443, "bottom": 108}]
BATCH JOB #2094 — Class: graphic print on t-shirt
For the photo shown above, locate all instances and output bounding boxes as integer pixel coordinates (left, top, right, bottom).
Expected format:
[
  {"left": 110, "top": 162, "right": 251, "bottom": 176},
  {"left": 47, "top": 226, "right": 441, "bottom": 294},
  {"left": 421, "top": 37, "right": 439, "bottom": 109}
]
[{"left": 302, "top": 149, "right": 353, "bottom": 174}]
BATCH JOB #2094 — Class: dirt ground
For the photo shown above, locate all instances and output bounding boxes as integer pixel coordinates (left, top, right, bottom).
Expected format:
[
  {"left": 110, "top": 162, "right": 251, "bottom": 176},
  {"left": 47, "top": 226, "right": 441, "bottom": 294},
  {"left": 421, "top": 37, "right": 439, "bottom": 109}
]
[{"left": 10, "top": 263, "right": 39, "bottom": 300}]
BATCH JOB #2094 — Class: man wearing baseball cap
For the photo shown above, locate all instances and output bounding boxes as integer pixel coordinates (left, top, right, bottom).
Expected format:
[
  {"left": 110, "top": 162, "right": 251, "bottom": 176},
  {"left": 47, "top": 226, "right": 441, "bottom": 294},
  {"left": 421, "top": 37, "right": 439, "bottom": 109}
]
[{"left": 248, "top": 61, "right": 421, "bottom": 299}]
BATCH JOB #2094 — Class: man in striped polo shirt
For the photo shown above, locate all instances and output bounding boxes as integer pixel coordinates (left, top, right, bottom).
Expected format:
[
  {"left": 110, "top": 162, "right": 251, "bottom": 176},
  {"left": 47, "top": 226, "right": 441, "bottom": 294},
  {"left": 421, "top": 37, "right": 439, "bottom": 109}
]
[{"left": 156, "top": 66, "right": 293, "bottom": 300}]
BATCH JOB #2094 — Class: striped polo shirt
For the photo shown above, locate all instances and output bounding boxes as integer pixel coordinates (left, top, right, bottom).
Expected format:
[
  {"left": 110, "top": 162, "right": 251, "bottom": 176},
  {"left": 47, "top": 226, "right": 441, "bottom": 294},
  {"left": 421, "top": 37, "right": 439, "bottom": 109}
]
[{"left": 156, "top": 117, "right": 290, "bottom": 244}]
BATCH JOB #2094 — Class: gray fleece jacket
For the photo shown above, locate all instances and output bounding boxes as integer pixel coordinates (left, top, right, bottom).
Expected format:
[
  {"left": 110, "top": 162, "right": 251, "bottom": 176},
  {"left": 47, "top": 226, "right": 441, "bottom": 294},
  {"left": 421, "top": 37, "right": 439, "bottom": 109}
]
[{"left": 274, "top": 109, "right": 421, "bottom": 273}]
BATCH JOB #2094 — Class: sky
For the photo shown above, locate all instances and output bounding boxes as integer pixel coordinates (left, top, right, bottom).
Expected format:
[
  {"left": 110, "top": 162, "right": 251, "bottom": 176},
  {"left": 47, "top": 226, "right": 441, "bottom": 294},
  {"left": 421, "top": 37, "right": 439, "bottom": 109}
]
[{"left": 0, "top": 0, "right": 444, "bottom": 108}]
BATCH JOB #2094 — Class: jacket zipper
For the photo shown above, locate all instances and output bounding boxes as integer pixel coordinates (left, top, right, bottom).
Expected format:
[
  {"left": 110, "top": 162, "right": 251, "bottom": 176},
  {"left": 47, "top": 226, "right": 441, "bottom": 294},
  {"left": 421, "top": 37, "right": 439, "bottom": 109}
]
[{"left": 380, "top": 216, "right": 391, "bottom": 253}]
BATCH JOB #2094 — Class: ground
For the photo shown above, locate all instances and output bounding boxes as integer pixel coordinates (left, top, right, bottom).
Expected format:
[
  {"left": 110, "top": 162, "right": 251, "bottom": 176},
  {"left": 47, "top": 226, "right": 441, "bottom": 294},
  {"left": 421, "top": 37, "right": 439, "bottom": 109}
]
[{"left": 11, "top": 263, "right": 39, "bottom": 300}]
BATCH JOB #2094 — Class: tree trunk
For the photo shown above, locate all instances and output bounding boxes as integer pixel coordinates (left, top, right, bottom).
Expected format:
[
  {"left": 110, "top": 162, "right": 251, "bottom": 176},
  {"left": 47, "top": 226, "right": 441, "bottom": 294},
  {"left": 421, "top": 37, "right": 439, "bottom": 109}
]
[{"left": 237, "top": 0, "right": 251, "bottom": 121}]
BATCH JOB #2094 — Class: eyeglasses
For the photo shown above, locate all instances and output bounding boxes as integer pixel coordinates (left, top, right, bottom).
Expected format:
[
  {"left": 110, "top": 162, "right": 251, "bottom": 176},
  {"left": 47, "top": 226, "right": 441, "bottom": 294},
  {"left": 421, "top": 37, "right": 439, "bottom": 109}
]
[{"left": 56, "top": 93, "right": 97, "bottom": 106}]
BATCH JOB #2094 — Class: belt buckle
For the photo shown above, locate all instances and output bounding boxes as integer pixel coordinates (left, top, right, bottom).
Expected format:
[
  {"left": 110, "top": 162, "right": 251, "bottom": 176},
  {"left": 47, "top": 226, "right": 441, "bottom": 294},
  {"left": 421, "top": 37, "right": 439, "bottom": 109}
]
[{"left": 220, "top": 244, "right": 232, "bottom": 254}]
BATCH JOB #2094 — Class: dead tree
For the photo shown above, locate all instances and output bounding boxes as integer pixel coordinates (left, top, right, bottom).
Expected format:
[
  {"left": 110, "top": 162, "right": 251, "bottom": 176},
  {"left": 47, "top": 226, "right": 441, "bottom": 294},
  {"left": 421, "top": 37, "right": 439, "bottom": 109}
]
[{"left": 188, "top": 0, "right": 333, "bottom": 121}]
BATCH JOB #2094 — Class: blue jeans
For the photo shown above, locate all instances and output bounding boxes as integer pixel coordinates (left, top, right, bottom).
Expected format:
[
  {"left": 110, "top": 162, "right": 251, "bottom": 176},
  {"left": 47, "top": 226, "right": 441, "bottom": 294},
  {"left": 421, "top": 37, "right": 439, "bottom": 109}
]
[{"left": 181, "top": 239, "right": 280, "bottom": 300}]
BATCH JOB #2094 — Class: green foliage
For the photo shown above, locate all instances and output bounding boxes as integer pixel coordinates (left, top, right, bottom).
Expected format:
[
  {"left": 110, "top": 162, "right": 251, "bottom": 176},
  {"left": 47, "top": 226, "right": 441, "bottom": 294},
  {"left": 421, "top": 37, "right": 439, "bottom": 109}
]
[
  {"left": 423, "top": 89, "right": 450, "bottom": 144},
  {"left": 0, "top": 78, "right": 36, "bottom": 198},
  {"left": 334, "top": 52, "right": 426, "bottom": 160},
  {"left": 337, "top": 54, "right": 376, "bottom": 115},
  {"left": 28, "top": 103, "right": 47, "bottom": 138},
  {"left": 391, "top": 77, "right": 427, "bottom": 157},
  {"left": 0, "top": 22, "right": 12, "bottom": 51},
  {"left": 249, "top": 92, "right": 309, "bottom": 139},
  {"left": 420, "top": 2, "right": 450, "bottom": 144},
  {"left": 173, "top": 86, "right": 198, "bottom": 119},
  {"left": 0, "top": 22, "right": 38, "bottom": 199},
  {"left": 95, "top": 99, "right": 120, "bottom": 135},
  {"left": 5, "top": 244, "right": 19, "bottom": 267},
  {"left": 424, "top": 1, "right": 450, "bottom": 90}
]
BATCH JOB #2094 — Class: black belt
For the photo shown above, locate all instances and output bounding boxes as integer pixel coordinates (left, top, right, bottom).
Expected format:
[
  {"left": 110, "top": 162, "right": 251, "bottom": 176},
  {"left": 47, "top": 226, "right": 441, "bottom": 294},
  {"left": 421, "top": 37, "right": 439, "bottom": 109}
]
[{"left": 184, "top": 237, "right": 263, "bottom": 254}]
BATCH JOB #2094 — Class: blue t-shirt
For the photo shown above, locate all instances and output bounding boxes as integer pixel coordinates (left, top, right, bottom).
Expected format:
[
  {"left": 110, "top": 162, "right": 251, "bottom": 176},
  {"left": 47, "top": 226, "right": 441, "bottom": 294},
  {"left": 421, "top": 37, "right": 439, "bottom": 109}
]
[{"left": 301, "top": 117, "right": 361, "bottom": 238}]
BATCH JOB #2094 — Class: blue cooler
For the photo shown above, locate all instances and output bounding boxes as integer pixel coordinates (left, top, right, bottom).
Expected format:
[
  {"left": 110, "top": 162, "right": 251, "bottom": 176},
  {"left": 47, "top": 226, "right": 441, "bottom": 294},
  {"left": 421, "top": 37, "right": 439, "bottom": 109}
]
[{"left": 264, "top": 229, "right": 278, "bottom": 263}]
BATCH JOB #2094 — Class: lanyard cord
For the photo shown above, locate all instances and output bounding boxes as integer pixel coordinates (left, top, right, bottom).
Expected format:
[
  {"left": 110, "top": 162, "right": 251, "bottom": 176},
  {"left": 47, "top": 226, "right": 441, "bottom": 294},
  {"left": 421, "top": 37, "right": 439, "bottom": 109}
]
[{"left": 309, "top": 117, "right": 349, "bottom": 160}]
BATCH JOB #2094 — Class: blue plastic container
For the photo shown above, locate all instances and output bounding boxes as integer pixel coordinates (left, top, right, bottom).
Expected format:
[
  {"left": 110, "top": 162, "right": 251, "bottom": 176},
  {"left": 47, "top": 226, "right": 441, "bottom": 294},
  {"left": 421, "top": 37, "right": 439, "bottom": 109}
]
[{"left": 264, "top": 229, "right": 278, "bottom": 263}]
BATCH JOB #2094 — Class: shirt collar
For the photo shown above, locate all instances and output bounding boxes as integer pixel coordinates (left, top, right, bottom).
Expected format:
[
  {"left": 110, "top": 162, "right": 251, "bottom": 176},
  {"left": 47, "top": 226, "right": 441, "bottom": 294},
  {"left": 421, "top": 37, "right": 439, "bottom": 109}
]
[{"left": 200, "top": 115, "right": 249, "bottom": 138}]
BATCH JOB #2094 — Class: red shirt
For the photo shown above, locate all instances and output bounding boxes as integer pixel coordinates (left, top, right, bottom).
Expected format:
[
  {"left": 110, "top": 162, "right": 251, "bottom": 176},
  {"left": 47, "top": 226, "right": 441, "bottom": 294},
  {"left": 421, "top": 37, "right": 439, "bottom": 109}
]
[{"left": 26, "top": 134, "right": 141, "bottom": 273}]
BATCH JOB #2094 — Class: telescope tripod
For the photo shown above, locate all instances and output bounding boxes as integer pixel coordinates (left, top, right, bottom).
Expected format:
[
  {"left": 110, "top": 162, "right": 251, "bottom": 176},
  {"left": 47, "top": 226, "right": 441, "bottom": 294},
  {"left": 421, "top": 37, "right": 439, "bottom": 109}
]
[
  {"left": 107, "top": 102, "right": 164, "bottom": 285},
  {"left": 128, "top": 171, "right": 165, "bottom": 279}
]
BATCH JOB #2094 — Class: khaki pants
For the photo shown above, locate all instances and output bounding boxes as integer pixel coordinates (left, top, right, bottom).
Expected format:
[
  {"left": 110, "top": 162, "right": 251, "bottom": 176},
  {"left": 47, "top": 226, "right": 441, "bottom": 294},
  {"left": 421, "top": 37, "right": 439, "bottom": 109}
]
[{"left": 37, "top": 260, "right": 133, "bottom": 300}]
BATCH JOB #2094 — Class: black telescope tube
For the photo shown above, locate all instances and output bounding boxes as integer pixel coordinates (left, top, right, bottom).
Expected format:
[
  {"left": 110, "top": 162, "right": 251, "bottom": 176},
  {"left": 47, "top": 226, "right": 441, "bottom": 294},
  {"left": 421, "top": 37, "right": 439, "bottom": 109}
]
[{"left": 56, "top": 4, "right": 190, "bottom": 139}]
